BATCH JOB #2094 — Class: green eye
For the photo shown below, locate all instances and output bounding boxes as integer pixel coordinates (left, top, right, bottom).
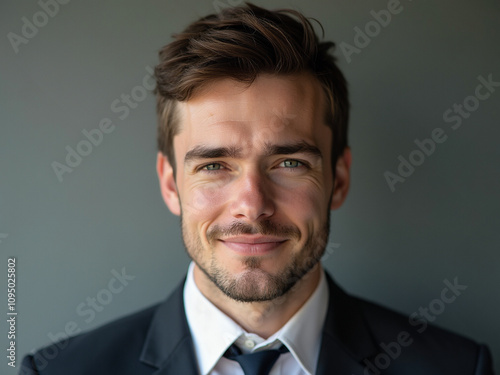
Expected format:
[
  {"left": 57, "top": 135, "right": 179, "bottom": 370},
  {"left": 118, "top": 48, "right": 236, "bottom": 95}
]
[
  {"left": 282, "top": 160, "right": 302, "bottom": 168},
  {"left": 203, "top": 163, "right": 222, "bottom": 171}
]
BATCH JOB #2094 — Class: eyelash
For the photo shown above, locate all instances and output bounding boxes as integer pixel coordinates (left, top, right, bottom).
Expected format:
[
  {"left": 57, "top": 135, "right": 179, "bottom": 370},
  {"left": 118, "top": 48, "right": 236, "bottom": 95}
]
[
  {"left": 197, "top": 159, "right": 308, "bottom": 174},
  {"left": 279, "top": 160, "right": 305, "bottom": 169},
  {"left": 199, "top": 163, "right": 226, "bottom": 173}
]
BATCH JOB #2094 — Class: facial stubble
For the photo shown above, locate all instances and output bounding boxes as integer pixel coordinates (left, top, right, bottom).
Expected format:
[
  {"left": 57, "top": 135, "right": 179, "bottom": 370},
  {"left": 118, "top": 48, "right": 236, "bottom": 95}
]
[{"left": 180, "top": 214, "right": 330, "bottom": 303}]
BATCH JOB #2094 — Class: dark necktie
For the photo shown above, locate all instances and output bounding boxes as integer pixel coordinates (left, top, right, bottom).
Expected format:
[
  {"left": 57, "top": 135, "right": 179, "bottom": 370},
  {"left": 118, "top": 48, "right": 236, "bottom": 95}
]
[{"left": 223, "top": 343, "right": 288, "bottom": 375}]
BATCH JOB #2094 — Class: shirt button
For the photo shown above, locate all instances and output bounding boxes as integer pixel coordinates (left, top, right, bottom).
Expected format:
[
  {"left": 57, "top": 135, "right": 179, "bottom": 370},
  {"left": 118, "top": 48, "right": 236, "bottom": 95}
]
[{"left": 244, "top": 339, "right": 255, "bottom": 349}]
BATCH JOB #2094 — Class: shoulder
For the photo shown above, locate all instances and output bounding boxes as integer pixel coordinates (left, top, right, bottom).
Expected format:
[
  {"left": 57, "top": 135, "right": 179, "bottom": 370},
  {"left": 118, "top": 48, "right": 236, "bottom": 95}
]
[
  {"left": 360, "top": 296, "right": 479, "bottom": 350},
  {"left": 20, "top": 303, "right": 161, "bottom": 375},
  {"left": 19, "top": 277, "right": 191, "bottom": 375},
  {"left": 342, "top": 287, "right": 493, "bottom": 373}
]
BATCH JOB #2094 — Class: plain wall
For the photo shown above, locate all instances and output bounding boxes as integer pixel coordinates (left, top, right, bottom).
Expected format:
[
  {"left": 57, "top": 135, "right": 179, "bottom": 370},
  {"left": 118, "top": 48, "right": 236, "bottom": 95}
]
[{"left": 1, "top": 0, "right": 499, "bottom": 372}]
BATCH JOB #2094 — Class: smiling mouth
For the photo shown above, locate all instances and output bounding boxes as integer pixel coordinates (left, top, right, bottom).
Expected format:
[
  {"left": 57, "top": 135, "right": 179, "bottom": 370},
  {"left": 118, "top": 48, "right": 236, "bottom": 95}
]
[{"left": 219, "top": 236, "right": 287, "bottom": 255}]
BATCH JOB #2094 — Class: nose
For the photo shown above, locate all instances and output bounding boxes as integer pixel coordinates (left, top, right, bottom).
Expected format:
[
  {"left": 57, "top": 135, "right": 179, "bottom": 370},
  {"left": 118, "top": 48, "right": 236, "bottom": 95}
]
[{"left": 229, "top": 170, "right": 275, "bottom": 222}]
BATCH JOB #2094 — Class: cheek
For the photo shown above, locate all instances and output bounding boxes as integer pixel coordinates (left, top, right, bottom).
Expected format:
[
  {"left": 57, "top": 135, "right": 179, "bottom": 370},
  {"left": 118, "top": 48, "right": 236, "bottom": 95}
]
[
  {"left": 183, "top": 184, "right": 226, "bottom": 220},
  {"left": 278, "top": 185, "right": 328, "bottom": 219}
]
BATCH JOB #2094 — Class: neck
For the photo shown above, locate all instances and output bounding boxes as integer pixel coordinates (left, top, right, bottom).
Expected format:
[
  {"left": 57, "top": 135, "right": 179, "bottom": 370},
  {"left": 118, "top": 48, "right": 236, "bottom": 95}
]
[{"left": 193, "top": 264, "right": 322, "bottom": 339}]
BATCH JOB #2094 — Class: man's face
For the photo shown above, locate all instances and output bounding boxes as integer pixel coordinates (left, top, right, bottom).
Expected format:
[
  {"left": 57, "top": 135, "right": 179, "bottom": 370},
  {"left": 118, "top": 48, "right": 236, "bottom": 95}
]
[{"left": 158, "top": 73, "right": 350, "bottom": 302}]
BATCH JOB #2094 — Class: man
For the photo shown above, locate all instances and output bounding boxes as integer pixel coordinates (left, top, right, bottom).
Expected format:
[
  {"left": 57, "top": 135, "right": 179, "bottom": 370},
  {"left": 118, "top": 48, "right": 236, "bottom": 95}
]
[{"left": 20, "top": 3, "right": 494, "bottom": 375}]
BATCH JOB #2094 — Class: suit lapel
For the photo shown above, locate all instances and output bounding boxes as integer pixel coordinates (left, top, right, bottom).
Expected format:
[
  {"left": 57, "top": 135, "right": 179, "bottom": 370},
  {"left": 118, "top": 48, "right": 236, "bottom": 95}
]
[
  {"left": 150, "top": 336, "right": 199, "bottom": 375},
  {"left": 139, "top": 278, "right": 199, "bottom": 375},
  {"left": 316, "top": 273, "right": 379, "bottom": 374}
]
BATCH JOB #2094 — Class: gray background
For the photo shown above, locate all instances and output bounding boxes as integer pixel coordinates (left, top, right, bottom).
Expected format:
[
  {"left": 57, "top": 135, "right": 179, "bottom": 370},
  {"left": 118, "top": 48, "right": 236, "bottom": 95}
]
[{"left": 1, "top": 0, "right": 499, "bottom": 372}]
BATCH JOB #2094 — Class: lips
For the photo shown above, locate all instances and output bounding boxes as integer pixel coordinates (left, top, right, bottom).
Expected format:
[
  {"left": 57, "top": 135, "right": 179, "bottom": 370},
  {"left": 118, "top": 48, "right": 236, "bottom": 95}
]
[{"left": 219, "top": 235, "right": 287, "bottom": 255}]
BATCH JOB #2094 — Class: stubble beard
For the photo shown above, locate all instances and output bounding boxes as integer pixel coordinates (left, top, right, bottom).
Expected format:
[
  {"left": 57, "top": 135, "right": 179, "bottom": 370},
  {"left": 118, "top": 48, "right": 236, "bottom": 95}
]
[{"left": 181, "top": 215, "right": 330, "bottom": 303}]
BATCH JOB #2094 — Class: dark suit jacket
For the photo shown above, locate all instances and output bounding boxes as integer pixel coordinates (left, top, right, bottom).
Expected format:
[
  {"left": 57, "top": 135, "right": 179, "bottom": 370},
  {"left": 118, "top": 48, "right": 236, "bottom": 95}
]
[{"left": 19, "top": 273, "right": 494, "bottom": 374}]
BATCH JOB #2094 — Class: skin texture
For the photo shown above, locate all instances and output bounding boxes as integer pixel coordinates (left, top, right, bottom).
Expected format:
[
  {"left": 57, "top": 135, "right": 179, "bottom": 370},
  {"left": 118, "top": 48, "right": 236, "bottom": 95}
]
[{"left": 157, "top": 72, "right": 351, "bottom": 338}]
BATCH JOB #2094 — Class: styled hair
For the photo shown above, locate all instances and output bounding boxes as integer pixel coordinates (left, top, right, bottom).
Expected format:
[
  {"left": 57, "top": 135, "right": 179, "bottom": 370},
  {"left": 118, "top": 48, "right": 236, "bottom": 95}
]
[{"left": 154, "top": 2, "right": 349, "bottom": 175}]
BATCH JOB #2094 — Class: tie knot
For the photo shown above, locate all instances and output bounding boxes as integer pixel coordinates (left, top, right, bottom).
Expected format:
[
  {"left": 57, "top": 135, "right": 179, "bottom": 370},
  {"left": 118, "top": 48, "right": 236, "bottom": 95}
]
[{"left": 223, "top": 343, "right": 288, "bottom": 375}]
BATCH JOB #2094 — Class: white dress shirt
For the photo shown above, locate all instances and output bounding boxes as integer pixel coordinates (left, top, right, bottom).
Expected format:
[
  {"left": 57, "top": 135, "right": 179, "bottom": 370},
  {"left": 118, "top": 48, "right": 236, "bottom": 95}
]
[{"left": 183, "top": 262, "right": 329, "bottom": 375}]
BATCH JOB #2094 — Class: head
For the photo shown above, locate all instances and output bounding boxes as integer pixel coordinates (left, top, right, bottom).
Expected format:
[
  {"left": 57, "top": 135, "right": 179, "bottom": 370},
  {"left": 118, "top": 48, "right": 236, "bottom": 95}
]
[{"left": 155, "top": 3, "right": 351, "bottom": 302}]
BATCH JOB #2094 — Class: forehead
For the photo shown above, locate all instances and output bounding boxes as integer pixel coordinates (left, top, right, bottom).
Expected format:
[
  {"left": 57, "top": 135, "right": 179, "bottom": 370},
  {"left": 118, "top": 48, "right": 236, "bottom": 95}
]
[{"left": 174, "top": 73, "right": 331, "bottom": 157}]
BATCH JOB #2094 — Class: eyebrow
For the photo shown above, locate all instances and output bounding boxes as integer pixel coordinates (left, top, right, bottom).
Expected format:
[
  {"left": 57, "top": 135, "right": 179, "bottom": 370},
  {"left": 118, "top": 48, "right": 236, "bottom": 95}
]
[
  {"left": 184, "top": 141, "right": 322, "bottom": 164},
  {"left": 184, "top": 145, "right": 242, "bottom": 164},
  {"left": 263, "top": 141, "right": 323, "bottom": 159}
]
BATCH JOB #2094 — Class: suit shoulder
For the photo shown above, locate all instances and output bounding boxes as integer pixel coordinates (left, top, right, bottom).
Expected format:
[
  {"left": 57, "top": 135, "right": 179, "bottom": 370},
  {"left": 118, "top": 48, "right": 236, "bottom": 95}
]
[
  {"left": 358, "top": 296, "right": 476, "bottom": 345},
  {"left": 22, "top": 303, "right": 161, "bottom": 375},
  {"left": 353, "top": 294, "right": 492, "bottom": 372}
]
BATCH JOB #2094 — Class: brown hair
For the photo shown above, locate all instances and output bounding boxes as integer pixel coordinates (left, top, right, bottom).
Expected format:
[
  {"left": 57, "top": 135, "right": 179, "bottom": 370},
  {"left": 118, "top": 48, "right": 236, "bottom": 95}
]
[{"left": 154, "top": 2, "right": 349, "bottom": 175}]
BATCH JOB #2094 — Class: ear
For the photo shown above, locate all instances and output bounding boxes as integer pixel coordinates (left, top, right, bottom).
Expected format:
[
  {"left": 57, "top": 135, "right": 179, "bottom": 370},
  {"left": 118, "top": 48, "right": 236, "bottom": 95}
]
[
  {"left": 330, "top": 147, "right": 351, "bottom": 210},
  {"left": 156, "top": 152, "right": 181, "bottom": 216}
]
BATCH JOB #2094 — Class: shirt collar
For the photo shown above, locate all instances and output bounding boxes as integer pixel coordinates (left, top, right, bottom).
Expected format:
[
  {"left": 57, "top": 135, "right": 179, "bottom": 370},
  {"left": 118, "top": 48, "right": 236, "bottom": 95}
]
[{"left": 183, "top": 261, "right": 329, "bottom": 375}]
